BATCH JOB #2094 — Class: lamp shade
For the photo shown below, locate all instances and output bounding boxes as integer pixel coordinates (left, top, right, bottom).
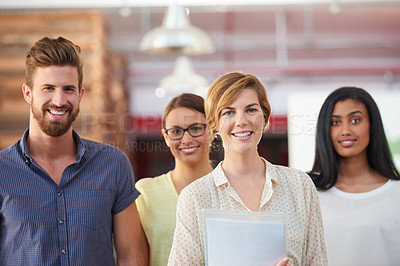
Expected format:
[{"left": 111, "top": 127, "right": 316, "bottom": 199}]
[
  {"left": 140, "top": 5, "right": 215, "bottom": 55},
  {"left": 156, "top": 56, "right": 209, "bottom": 97}
]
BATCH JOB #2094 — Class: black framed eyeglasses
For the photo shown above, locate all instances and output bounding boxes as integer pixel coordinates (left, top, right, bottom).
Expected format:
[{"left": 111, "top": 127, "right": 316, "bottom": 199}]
[{"left": 164, "top": 123, "right": 207, "bottom": 140}]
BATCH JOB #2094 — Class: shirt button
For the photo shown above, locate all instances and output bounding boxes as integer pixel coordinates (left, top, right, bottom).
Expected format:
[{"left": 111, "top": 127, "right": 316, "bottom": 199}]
[
  {"left": 59, "top": 220, "right": 64, "bottom": 224},
  {"left": 61, "top": 249, "right": 66, "bottom": 254},
  {"left": 57, "top": 191, "right": 62, "bottom": 196}
]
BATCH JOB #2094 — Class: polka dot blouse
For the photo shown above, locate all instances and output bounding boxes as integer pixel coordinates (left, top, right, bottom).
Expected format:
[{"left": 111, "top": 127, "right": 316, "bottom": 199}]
[{"left": 168, "top": 158, "right": 327, "bottom": 266}]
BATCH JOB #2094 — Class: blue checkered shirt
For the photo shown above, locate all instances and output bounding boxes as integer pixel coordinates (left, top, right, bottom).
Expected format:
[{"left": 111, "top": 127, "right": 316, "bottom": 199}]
[{"left": 0, "top": 130, "right": 140, "bottom": 266}]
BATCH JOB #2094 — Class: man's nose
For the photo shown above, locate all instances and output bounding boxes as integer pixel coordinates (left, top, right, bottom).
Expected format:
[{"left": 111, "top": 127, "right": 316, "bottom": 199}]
[{"left": 51, "top": 89, "right": 66, "bottom": 106}]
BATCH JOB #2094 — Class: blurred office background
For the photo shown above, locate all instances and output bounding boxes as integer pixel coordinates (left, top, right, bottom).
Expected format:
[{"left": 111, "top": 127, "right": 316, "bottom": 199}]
[{"left": 1, "top": 0, "right": 399, "bottom": 180}]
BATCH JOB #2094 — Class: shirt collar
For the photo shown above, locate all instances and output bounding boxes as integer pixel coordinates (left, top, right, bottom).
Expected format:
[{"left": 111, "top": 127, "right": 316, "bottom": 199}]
[
  {"left": 19, "top": 129, "right": 31, "bottom": 161},
  {"left": 212, "top": 157, "right": 279, "bottom": 187},
  {"left": 19, "top": 129, "right": 86, "bottom": 163},
  {"left": 73, "top": 130, "right": 86, "bottom": 163},
  {"left": 212, "top": 162, "right": 229, "bottom": 187},
  {"left": 262, "top": 157, "right": 279, "bottom": 184}
]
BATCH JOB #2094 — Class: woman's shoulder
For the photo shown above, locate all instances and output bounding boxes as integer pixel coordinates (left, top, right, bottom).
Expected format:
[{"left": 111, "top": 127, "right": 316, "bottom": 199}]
[
  {"left": 179, "top": 171, "right": 216, "bottom": 203},
  {"left": 388, "top": 179, "right": 400, "bottom": 195},
  {"left": 265, "top": 162, "right": 317, "bottom": 196},
  {"left": 136, "top": 172, "right": 172, "bottom": 193},
  {"left": 176, "top": 171, "right": 216, "bottom": 213},
  {"left": 184, "top": 171, "right": 214, "bottom": 193},
  {"left": 266, "top": 161, "right": 312, "bottom": 183},
  {"left": 391, "top": 179, "right": 400, "bottom": 186}
]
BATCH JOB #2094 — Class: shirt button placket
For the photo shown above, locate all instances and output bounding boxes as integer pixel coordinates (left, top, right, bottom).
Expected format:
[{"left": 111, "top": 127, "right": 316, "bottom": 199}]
[{"left": 57, "top": 190, "right": 69, "bottom": 266}]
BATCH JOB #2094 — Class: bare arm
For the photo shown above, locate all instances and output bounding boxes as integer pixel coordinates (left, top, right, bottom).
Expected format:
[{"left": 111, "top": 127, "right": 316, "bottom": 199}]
[{"left": 113, "top": 202, "right": 149, "bottom": 266}]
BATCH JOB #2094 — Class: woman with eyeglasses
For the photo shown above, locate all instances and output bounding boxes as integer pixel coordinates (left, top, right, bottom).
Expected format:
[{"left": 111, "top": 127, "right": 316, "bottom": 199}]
[{"left": 135, "top": 93, "right": 214, "bottom": 266}]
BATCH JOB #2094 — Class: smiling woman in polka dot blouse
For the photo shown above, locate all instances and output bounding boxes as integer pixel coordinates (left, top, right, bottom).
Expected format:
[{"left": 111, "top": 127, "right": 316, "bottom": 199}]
[{"left": 168, "top": 72, "right": 327, "bottom": 266}]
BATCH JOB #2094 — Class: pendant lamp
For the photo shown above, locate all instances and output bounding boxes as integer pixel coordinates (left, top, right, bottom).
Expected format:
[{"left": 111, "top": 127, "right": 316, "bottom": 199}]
[
  {"left": 155, "top": 56, "right": 209, "bottom": 97},
  {"left": 140, "top": 5, "right": 215, "bottom": 55}
]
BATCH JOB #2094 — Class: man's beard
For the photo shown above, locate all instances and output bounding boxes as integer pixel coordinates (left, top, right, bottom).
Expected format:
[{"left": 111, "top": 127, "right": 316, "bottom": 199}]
[{"left": 32, "top": 101, "right": 79, "bottom": 137}]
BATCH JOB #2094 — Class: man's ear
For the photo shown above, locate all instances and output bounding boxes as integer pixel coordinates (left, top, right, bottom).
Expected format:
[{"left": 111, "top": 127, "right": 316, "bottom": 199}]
[
  {"left": 161, "top": 129, "right": 170, "bottom": 147},
  {"left": 22, "top": 84, "right": 32, "bottom": 104},
  {"left": 79, "top": 87, "right": 85, "bottom": 101}
]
